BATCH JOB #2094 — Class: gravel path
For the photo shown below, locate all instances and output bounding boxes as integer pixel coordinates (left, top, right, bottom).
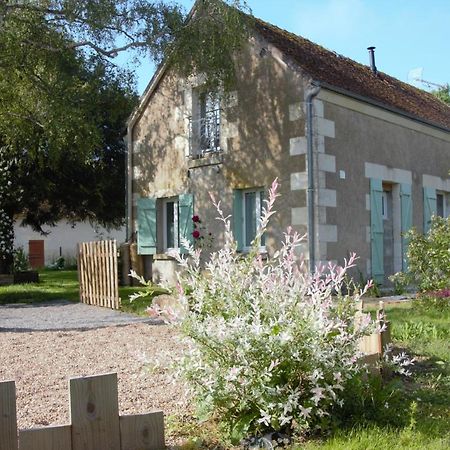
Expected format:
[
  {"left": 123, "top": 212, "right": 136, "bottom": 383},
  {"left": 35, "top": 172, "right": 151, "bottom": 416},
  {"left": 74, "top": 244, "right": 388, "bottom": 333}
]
[
  {"left": 0, "top": 300, "right": 159, "bottom": 331},
  {"left": 0, "top": 302, "right": 189, "bottom": 443}
]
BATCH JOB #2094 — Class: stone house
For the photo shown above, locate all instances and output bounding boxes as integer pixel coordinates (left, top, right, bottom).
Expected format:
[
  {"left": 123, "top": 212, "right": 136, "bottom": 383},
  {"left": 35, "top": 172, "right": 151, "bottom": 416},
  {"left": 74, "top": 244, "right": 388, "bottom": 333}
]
[{"left": 126, "top": 13, "right": 450, "bottom": 286}]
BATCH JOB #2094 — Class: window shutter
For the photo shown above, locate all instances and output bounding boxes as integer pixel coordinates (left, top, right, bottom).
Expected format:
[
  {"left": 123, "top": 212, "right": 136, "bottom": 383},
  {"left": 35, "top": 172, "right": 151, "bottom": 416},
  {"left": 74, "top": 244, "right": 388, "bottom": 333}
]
[
  {"left": 423, "top": 187, "right": 437, "bottom": 234},
  {"left": 179, "top": 193, "right": 194, "bottom": 253},
  {"left": 370, "top": 179, "right": 384, "bottom": 285},
  {"left": 137, "top": 198, "right": 157, "bottom": 255},
  {"left": 400, "top": 183, "right": 412, "bottom": 271},
  {"left": 233, "top": 190, "right": 244, "bottom": 251}
]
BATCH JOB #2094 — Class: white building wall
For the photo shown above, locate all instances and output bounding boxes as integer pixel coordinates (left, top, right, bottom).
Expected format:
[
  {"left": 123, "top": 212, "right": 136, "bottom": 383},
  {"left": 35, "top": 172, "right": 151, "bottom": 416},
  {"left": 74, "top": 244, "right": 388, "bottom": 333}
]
[{"left": 14, "top": 220, "right": 125, "bottom": 265}]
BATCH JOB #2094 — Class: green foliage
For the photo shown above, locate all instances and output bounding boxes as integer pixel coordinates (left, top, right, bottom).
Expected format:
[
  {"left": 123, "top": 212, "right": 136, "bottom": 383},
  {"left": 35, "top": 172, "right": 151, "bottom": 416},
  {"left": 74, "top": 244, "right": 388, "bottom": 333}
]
[
  {"left": 414, "top": 294, "right": 450, "bottom": 313},
  {"left": 393, "top": 321, "right": 449, "bottom": 342},
  {"left": 401, "top": 216, "right": 450, "bottom": 292},
  {"left": 13, "top": 246, "right": 30, "bottom": 273},
  {"left": 432, "top": 84, "right": 450, "bottom": 105},
  {"left": 331, "top": 374, "right": 410, "bottom": 429}
]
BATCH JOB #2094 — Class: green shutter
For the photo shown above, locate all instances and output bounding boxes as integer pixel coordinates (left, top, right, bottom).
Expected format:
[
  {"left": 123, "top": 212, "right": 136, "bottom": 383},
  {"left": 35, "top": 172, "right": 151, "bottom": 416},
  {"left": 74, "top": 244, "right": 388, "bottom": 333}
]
[
  {"left": 370, "top": 179, "right": 384, "bottom": 284},
  {"left": 233, "top": 190, "right": 244, "bottom": 251},
  {"left": 179, "top": 193, "right": 194, "bottom": 253},
  {"left": 423, "top": 187, "right": 437, "bottom": 234},
  {"left": 400, "top": 183, "right": 413, "bottom": 271},
  {"left": 137, "top": 198, "right": 157, "bottom": 255}
]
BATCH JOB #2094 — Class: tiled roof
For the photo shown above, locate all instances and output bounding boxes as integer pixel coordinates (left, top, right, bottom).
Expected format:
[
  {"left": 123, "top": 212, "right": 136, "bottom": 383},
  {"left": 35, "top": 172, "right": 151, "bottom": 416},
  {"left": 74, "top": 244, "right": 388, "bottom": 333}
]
[{"left": 254, "top": 19, "right": 450, "bottom": 130}]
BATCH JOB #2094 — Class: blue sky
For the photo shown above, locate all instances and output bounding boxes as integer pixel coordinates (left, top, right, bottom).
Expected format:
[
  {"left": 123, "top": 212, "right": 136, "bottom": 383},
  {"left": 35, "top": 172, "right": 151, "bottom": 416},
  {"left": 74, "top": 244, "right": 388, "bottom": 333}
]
[{"left": 118, "top": 0, "right": 450, "bottom": 95}]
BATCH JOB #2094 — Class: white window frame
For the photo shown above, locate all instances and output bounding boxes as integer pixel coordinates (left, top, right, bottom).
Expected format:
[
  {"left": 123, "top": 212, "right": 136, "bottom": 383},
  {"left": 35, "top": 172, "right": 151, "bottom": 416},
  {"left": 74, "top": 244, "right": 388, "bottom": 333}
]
[
  {"left": 242, "top": 188, "right": 266, "bottom": 252},
  {"left": 163, "top": 197, "right": 179, "bottom": 252}
]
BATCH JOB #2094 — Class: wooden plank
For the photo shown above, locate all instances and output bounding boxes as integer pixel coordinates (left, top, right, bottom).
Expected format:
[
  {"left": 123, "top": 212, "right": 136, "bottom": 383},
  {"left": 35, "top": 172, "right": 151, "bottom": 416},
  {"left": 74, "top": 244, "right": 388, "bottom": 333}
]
[
  {"left": 70, "top": 373, "right": 121, "bottom": 450},
  {"left": 101, "top": 241, "right": 106, "bottom": 308},
  {"left": 106, "top": 240, "right": 112, "bottom": 308},
  {"left": 86, "top": 242, "right": 92, "bottom": 305},
  {"left": 98, "top": 242, "right": 102, "bottom": 307},
  {"left": 77, "top": 243, "right": 82, "bottom": 303},
  {"left": 112, "top": 240, "right": 120, "bottom": 309},
  {"left": 89, "top": 242, "right": 96, "bottom": 306},
  {"left": 0, "top": 380, "right": 18, "bottom": 450},
  {"left": 79, "top": 243, "right": 88, "bottom": 304},
  {"left": 103, "top": 241, "right": 109, "bottom": 308},
  {"left": 119, "top": 412, "right": 165, "bottom": 450},
  {"left": 19, "top": 425, "right": 72, "bottom": 450},
  {"left": 360, "top": 333, "right": 381, "bottom": 355}
]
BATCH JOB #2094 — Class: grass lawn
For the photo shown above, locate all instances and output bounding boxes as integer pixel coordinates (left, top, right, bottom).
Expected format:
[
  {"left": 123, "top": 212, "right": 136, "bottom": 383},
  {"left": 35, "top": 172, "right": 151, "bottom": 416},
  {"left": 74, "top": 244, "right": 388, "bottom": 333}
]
[
  {"left": 0, "top": 269, "right": 155, "bottom": 313},
  {"left": 0, "top": 270, "right": 80, "bottom": 304}
]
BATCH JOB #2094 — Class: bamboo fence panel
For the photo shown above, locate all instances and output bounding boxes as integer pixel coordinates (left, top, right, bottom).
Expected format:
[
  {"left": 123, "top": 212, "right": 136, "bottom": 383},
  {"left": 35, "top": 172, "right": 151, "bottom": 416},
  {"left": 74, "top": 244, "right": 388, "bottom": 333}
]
[
  {"left": 0, "top": 373, "right": 165, "bottom": 450},
  {"left": 77, "top": 240, "right": 120, "bottom": 309}
]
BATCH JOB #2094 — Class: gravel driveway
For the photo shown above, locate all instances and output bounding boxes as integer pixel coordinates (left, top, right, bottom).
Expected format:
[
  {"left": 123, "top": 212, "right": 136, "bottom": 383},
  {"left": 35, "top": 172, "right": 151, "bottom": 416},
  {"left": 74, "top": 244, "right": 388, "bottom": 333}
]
[
  {"left": 0, "top": 301, "right": 188, "bottom": 443},
  {"left": 0, "top": 300, "right": 159, "bottom": 331}
]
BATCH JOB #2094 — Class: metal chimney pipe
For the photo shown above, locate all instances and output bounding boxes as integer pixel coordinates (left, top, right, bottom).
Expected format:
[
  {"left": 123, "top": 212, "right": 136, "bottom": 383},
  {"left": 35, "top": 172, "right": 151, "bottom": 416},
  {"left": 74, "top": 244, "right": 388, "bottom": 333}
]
[{"left": 367, "top": 46, "right": 377, "bottom": 74}]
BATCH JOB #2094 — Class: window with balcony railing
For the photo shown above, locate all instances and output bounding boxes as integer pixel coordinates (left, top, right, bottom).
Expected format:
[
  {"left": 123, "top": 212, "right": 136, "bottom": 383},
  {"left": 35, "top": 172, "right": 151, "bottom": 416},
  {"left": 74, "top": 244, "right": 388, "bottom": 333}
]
[{"left": 189, "top": 92, "right": 221, "bottom": 158}]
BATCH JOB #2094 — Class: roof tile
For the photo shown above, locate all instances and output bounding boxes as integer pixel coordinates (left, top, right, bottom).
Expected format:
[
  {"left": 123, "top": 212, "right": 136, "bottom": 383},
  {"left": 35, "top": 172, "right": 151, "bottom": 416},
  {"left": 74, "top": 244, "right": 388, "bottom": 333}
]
[{"left": 254, "top": 19, "right": 450, "bottom": 130}]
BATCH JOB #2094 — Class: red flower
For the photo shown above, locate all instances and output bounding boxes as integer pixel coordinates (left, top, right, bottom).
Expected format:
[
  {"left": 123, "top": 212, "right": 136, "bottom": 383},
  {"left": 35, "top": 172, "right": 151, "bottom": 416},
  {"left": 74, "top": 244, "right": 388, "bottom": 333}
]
[
  {"left": 192, "top": 230, "right": 201, "bottom": 239},
  {"left": 192, "top": 215, "right": 200, "bottom": 223}
]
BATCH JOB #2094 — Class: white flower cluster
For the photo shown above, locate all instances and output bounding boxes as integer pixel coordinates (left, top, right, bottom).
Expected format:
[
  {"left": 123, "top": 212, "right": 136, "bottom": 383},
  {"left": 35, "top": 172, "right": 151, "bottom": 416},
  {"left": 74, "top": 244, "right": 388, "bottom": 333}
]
[
  {"left": 0, "top": 150, "right": 14, "bottom": 261},
  {"left": 158, "top": 179, "right": 378, "bottom": 437}
]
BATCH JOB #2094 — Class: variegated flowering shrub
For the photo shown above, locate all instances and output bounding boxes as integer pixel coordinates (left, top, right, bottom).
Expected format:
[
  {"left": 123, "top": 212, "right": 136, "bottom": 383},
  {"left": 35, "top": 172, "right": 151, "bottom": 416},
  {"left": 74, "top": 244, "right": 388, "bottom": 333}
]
[{"left": 146, "top": 180, "right": 385, "bottom": 440}]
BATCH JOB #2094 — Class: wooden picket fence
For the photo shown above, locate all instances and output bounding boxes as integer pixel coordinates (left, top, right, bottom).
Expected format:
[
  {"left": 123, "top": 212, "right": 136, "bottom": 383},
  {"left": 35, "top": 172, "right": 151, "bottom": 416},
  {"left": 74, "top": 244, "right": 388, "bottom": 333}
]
[
  {"left": 77, "top": 240, "right": 120, "bottom": 309},
  {"left": 0, "top": 373, "right": 165, "bottom": 450}
]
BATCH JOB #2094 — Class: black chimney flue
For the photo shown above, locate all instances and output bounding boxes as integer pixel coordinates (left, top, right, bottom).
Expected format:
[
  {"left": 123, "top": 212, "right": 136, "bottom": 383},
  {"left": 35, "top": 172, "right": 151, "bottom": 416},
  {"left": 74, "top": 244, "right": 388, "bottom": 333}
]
[{"left": 367, "top": 46, "right": 377, "bottom": 74}]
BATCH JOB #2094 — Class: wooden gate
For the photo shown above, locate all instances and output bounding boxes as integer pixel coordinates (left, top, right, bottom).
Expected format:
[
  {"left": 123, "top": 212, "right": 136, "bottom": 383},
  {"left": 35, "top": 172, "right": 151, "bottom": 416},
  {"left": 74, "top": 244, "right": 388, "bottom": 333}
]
[
  {"left": 0, "top": 373, "right": 165, "bottom": 450},
  {"left": 77, "top": 240, "right": 120, "bottom": 309}
]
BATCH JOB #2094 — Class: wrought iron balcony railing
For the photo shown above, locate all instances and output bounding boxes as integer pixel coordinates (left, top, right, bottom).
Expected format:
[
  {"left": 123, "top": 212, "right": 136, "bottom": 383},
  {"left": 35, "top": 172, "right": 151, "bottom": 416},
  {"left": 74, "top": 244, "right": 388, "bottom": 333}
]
[{"left": 188, "top": 108, "right": 221, "bottom": 157}]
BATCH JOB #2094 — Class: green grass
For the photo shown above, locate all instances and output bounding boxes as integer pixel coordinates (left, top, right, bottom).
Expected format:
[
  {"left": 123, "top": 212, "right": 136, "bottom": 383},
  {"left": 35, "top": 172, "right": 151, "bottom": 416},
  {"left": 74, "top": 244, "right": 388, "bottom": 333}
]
[
  {"left": 0, "top": 270, "right": 80, "bottom": 304},
  {"left": 0, "top": 269, "right": 161, "bottom": 315}
]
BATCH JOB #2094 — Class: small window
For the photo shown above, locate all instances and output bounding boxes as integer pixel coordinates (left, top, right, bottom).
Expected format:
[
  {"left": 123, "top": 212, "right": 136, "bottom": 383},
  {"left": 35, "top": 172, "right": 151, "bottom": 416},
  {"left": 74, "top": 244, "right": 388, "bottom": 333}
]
[
  {"left": 436, "top": 193, "right": 445, "bottom": 218},
  {"left": 189, "top": 90, "right": 221, "bottom": 157},
  {"left": 163, "top": 198, "right": 179, "bottom": 251},
  {"left": 243, "top": 188, "right": 266, "bottom": 250}
]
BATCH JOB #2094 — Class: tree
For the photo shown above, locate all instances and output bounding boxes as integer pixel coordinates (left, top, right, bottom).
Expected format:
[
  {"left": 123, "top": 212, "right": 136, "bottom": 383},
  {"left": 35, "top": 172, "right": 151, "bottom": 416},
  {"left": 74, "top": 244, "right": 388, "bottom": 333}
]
[
  {"left": 0, "top": 1, "right": 251, "bottom": 272},
  {"left": 432, "top": 84, "right": 450, "bottom": 105}
]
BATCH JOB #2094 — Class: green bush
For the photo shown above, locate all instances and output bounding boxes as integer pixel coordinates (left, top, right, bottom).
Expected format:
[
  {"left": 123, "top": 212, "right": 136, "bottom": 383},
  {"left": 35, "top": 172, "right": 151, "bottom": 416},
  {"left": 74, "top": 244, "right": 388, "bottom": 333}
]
[
  {"left": 13, "top": 246, "right": 30, "bottom": 272},
  {"left": 394, "top": 216, "right": 450, "bottom": 293}
]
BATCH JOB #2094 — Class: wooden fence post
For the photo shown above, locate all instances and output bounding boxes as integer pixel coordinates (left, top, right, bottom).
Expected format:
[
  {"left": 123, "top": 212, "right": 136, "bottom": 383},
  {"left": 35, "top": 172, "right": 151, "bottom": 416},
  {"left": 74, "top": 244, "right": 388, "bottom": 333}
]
[
  {"left": 0, "top": 381, "right": 18, "bottom": 450},
  {"left": 120, "top": 412, "right": 165, "bottom": 450},
  {"left": 70, "top": 373, "right": 121, "bottom": 450}
]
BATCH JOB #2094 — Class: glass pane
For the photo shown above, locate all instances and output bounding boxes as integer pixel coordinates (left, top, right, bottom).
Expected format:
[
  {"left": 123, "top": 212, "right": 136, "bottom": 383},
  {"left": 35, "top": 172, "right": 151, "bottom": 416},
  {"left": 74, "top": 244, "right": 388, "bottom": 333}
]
[
  {"left": 245, "top": 192, "right": 256, "bottom": 247},
  {"left": 260, "top": 190, "right": 266, "bottom": 247},
  {"left": 437, "top": 194, "right": 444, "bottom": 218},
  {"left": 166, "top": 201, "right": 175, "bottom": 248}
]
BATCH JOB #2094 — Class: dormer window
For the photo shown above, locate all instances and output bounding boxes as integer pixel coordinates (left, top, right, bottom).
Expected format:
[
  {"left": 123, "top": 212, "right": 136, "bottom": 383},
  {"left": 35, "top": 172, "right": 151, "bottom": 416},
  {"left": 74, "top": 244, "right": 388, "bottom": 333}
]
[{"left": 189, "top": 90, "right": 221, "bottom": 157}]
